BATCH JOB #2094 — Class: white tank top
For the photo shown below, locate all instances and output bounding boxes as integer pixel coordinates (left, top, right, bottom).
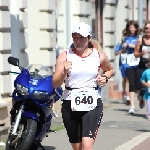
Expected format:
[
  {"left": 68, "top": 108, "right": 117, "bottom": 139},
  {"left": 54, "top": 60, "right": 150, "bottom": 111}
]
[{"left": 62, "top": 48, "right": 101, "bottom": 100}]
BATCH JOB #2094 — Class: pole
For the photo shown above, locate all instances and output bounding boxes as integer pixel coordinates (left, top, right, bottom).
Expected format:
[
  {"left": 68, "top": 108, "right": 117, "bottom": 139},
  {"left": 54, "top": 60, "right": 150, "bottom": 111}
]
[
  {"left": 138, "top": 0, "right": 143, "bottom": 30},
  {"left": 95, "top": 0, "right": 101, "bottom": 43},
  {"left": 95, "top": 0, "right": 103, "bottom": 47},
  {"left": 100, "top": 0, "right": 103, "bottom": 47},
  {"left": 132, "top": 0, "right": 134, "bottom": 20},
  {"left": 147, "top": 0, "right": 150, "bottom": 21},
  {"left": 10, "top": 0, "right": 20, "bottom": 58},
  {"left": 66, "top": 0, "right": 70, "bottom": 48},
  {"left": 10, "top": 0, "right": 20, "bottom": 93}
]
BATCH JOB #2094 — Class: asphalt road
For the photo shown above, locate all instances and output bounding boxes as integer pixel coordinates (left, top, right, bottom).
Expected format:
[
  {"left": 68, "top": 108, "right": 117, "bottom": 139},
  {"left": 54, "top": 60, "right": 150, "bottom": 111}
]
[{"left": 38, "top": 98, "right": 150, "bottom": 150}]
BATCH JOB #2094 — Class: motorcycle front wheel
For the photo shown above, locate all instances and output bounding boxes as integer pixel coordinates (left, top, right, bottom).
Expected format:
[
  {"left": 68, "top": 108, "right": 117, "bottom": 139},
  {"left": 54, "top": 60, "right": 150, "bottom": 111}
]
[{"left": 6, "top": 118, "right": 37, "bottom": 150}]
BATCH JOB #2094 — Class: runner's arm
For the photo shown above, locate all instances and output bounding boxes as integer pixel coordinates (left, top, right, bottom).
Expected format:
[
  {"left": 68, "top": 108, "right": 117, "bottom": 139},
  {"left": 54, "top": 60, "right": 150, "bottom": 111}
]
[
  {"left": 140, "top": 71, "right": 149, "bottom": 87},
  {"left": 100, "top": 53, "right": 114, "bottom": 78},
  {"left": 115, "top": 50, "right": 122, "bottom": 55},
  {"left": 52, "top": 51, "right": 67, "bottom": 88},
  {"left": 134, "top": 37, "right": 142, "bottom": 57}
]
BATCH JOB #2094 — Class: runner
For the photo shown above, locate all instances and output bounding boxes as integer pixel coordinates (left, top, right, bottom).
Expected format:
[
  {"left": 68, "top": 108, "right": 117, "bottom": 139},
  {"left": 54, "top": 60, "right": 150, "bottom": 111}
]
[
  {"left": 114, "top": 29, "right": 130, "bottom": 104},
  {"left": 140, "top": 56, "right": 150, "bottom": 120},
  {"left": 122, "top": 20, "right": 140, "bottom": 114},
  {"left": 134, "top": 21, "right": 150, "bottom": 109},
  {"left": 53, "top": 22, "right": 113, "bottom": 150}
]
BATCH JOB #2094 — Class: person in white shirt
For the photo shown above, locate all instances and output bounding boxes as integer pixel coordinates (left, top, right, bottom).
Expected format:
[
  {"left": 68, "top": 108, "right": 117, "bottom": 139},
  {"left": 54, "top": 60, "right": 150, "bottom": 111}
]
[{"left": 53, "top": 22, "right": 113, "bottom": 150}]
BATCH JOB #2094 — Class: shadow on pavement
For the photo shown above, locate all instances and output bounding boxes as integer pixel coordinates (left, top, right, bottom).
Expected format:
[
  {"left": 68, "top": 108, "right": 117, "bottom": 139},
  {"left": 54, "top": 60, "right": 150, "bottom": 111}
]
[
  {"left": 110, "top": 101, "right": 122, "bottom": 104},
  {"left": 113, "top": 108, "right": 129, "bottom": 112},
  {"left": 136, "top": 129, "right": 150, "bottom": 132},
  {"left": 38, "top": 146, "right": 56, "bottom": 150},
  {"left": 114, "top": 109, "right": 146, "bottom": 118},
  {"left": 131, "top": 113, "right": 146, "bottom": 118}
]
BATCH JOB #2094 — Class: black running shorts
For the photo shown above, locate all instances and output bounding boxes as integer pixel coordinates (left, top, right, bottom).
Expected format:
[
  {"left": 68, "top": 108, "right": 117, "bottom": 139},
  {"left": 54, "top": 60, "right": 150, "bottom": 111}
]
[{"left": 61, "top": 98, "right": 103, "bottom": 143}]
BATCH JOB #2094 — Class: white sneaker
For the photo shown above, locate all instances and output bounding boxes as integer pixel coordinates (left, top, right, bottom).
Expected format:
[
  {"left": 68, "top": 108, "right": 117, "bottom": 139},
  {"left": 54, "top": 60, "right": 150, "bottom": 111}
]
[
  {"left": 122, "top": 94, "right": 127, "bottom": 103},
  {"left": 129, "top": 107, "right": 135, "bottom": 114},
  {"left": 126, "top": 96, "right": 130, "bottom": 100}
]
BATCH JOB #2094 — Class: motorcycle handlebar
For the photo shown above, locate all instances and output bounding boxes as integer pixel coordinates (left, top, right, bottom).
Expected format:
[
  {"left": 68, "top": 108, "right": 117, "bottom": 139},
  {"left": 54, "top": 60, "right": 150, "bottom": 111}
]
[
  {"left": 55, "top": 89, "right": 63, "bottom": 100},
  {"left": 8, "top": 71, "right": 20, "bottom": 74}
]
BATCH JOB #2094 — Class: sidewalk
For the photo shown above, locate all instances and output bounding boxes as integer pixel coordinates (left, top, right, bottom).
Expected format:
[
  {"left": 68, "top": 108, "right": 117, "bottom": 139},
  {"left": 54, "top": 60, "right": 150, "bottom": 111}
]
[
  {"left": 39, "top": 97, "right": 150, "bottom": 150},
  {"left": 115, "top": 132, "right": 150, "bottom": 150}
]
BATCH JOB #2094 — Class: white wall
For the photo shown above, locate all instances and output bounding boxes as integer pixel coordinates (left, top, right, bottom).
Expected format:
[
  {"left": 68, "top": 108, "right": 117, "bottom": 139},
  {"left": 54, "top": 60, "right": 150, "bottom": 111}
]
[
  {"left": 57, "top": 0, "right": 93, "bottom": 53},
  {"left": 0, "top": 0, "right": 57, "bottom": 99}
]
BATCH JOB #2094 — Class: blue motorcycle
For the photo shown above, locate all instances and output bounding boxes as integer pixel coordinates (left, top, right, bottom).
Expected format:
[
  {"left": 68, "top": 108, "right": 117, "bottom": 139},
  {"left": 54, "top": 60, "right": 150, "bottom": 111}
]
[{"left": 6, "top": 57, "right": 62, "bottom": 150}]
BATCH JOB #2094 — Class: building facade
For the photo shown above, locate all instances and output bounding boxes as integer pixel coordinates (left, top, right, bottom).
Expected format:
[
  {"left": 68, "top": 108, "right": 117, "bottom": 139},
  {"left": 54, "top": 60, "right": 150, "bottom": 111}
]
[
  {"left": 0, "top": 0, "right": 57, "bottom": 128},
  {"left": 56, "top": 0, "right": 93, "bottom": 53},
  {"left": 0, "top": 0, "right": 56, "bottom": 98}
]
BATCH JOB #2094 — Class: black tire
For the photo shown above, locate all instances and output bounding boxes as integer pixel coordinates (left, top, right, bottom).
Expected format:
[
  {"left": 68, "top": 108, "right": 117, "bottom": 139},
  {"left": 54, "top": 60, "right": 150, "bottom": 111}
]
[
  {"left": 5, "top": 138, "right": 15, "bottom": 150},
  {"left": 6, "top": 118, "right": 37, "bottom": 150},
  {"left": 29, "top": 143, "right": 39, "bottom": 150}
]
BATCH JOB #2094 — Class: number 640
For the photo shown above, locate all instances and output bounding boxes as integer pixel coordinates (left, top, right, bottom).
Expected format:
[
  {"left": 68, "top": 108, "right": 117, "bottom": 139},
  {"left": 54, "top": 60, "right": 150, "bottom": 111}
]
[{"left": 75, "top": 96, "right": 93, "bottom": 105}]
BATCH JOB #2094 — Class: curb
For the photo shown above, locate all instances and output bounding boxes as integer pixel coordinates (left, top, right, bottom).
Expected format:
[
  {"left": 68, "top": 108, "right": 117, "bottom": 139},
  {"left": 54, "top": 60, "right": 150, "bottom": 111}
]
[{"left": 115, "top": 132, "right": 150, "bottom": 150}]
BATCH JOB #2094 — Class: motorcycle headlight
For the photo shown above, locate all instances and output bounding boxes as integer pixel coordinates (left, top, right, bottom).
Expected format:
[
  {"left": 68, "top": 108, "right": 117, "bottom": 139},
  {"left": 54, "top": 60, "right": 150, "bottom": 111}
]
[
  {"left": 16, "top": 84, "right": 29, "bottom": 95},
  {"left": 32, "top": 91, "right": 49, "bottom": 100}
]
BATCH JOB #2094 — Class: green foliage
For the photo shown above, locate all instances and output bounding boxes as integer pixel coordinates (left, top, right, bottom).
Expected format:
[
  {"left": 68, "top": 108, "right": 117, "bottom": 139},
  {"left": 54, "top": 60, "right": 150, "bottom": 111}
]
[{"left": 50, "top": 124, "right": 65, "bottom": 132}]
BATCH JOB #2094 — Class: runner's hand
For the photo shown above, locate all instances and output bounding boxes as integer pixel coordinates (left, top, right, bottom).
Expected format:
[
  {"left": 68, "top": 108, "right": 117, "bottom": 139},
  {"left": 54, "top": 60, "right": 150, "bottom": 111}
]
[
  {"left": 123, "top": 43, "right": 127, "bottom": 49},
  {"left": 147, "top": 82, "right": 150, "bottom": 88},
  {"left": 64, "top": 61, "right": 72, "bottom": 73},
  {"left": 128, "top": 43, "right": 135, "bottom": 48},
  {"left": 96, "top": 75, "right": 107, "bottom": 87},
  {"left": 141, "top": 50, "right": 147, "bottom": 56}
]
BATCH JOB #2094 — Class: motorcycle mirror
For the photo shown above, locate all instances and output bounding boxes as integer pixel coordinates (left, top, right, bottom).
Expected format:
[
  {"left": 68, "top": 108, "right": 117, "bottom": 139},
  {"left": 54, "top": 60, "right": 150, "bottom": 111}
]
[{"left": 8, "top": 57, "right": 19, "bottom": 66}]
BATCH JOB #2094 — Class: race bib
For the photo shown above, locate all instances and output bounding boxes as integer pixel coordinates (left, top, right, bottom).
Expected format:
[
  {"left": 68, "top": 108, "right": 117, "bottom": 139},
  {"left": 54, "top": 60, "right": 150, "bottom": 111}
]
[
  {"left": 71, "top": 88, "right": 97, "bottom": 111},
  {"left": 142, "top": 46, "right": 150, "bottom": 59},
  {"left": 127, "top": 54, "right": 140, "bottom": 66},
  {"left": 120, "top": 53, "right": 127, "bottom": 64}
]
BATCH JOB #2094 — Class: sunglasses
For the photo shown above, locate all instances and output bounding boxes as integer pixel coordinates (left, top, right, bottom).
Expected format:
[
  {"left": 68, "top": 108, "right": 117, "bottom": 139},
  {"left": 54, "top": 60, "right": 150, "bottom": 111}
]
[{"left": 145, "top": 27, "right": 150, "bottom": 30}]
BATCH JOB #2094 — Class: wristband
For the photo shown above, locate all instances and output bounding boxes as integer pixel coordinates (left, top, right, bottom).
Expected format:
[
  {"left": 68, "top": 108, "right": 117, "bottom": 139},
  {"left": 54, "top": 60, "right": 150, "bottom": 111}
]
[{"left": 102, "top": 75, "right": 109, "bottom": 83}]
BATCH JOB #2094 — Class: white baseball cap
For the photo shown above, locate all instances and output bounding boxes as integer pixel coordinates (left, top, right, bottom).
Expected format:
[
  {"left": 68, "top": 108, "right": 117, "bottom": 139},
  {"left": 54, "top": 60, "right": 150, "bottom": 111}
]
[{"left": 72, "top": 22, "right": 92, "bottom": 37}]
